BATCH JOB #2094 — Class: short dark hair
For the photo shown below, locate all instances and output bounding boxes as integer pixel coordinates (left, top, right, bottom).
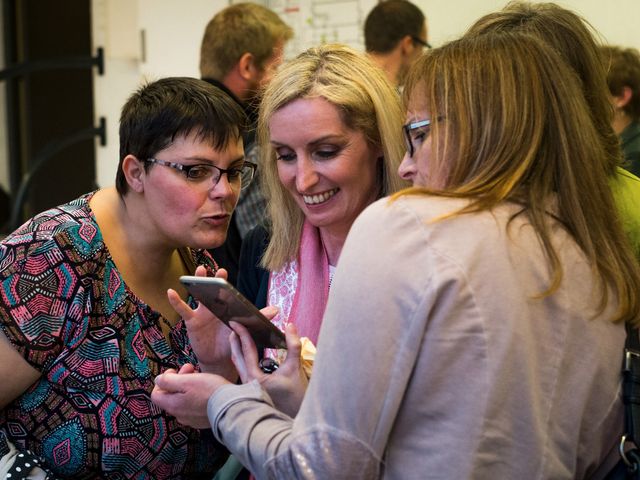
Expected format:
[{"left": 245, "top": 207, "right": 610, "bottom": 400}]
[
  {"left": 364, "top": 0, "right": 425, "bottom": 54},
  {"left": 602, "top": 46, "right": 640, "bottom": 121},
  {"left": 116, "top": 77, "right": 246, "bottom": 196}
]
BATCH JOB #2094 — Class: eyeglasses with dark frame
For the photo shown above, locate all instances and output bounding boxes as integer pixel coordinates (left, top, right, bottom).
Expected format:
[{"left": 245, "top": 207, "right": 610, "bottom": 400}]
[
  {"left": 411, "top": 36, "right": 432, "bottom": 49},
  {"left": 403, "top": 119, "right": 433, "bottom": 158},
  {"left": 145, "top": 158, "right": 256, "bottom": 190}
]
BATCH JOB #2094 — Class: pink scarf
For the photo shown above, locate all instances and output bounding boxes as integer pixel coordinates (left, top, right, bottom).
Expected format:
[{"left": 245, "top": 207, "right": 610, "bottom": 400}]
[{"left": 268, "top": 220, "right": 330, "bottom": 344}]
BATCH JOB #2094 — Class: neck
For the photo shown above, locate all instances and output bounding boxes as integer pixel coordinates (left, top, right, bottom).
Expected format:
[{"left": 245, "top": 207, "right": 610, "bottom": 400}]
[
  {"left": 93, "top": 188, "right": 183, "bottom": 281},
  {"left": 318, "top": 225, "right": 351, "bottom": 266},
  {"left": 613, "top": 111, "right": 633, "bottom": 135},
  {"left": 221, "top": 71, "right": 249, "bottom": 103},
  {"left": 367, "top": 51, "right": 401, "bottom": 87}
]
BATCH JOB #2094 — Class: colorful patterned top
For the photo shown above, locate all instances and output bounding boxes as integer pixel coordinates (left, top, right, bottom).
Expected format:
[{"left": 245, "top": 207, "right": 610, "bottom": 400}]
[{"left": 0, "top": 192, "right": 227, "bottom": 479}]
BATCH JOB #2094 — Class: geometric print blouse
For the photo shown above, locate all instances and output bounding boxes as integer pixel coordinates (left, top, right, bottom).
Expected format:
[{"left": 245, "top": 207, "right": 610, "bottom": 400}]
[{"left": 0, "top": 192, "right": 227, "bottom": 479}]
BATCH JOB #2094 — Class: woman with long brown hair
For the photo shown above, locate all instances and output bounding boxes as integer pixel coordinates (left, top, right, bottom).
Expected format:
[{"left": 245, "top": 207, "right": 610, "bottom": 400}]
[{"left": 153, "top": 33, "right": 640, "bottom": 479}]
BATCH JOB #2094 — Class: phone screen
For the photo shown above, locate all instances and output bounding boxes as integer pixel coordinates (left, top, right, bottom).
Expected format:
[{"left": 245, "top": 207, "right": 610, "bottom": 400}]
[{"left": 180, "top": 276, "right": 286, "bottom": 349}]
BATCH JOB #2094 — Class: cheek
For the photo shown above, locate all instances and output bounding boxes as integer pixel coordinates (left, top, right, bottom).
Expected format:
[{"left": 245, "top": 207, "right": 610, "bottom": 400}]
[
  {"left": 276, "top": 163, "right": 295, "bottom": 190},
  {"left": 158, "top": 182, "right": 206, "bottom": 214}
]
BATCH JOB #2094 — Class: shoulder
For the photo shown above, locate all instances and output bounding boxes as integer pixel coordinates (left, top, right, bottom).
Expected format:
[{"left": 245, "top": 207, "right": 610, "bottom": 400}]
[
  {"left": 243, "top": 224, "right": 270, "bottom": 249},
  {"left": 238, "top": 225, "right": 270, "bottom": 301},
  {"left": 610, "top": 168, "right": 640, "bottom": 258},
  {"left": 1, "top": 193, "right": 105, "bottom": 273},
  {"left": 350, "top": 194, "right": 502, "bottom": 255},
  {"left": 239, "top": 224, "right": 270, "bottom": 267}
]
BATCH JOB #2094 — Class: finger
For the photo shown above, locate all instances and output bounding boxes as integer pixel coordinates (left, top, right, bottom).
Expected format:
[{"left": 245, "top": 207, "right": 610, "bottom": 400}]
[
  {"left": 154, "top": 371, "right": 186, "bottom": 393},
  {"left": 214, "top": 268, "right": 228, "bottom": 281},
  {"left": 178, "top": 363, "right": 196, "bottom": 374},
  {"left": 229, "top": 331, "right": 249, "bottom": 383},
  {"left": 284, "top": 323, "right": 303, "bottom": 358},
  {"left": 229, "top": 321, "right": 263, "bottom": 377},
  {"left": 260, "top": 305, "right": 279, "bottom": 320},
  {"left": 150, "top": 387, "right": 183, "bottom": 419},
  {"left": 195, "top": 265, "right": 208, "bottom": 277},
  {"left": 150, "top": 384, "right": 167, "bottom": 403},
  {"left": 167, "top": 288, "right": 195, "bottom": 319}
]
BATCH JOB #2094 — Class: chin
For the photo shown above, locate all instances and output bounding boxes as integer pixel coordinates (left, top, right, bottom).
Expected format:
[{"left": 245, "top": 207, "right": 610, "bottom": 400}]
[{"left": 190, "top": 232, "right": 228, "bottom": 251}]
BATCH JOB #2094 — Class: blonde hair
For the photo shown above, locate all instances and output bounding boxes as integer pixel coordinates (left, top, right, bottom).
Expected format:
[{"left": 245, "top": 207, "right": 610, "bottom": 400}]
[
  {"left": 259, "top": 44, "right": 407, "bottom": 270},
  {"left": 401, "top": 32, "right": 640, "bottom": 324},
  {"left": 200, "top": 3, "right": 293, "bottom": 80},
  {"left": 465, "top": 1, "right": 621, "bottom": 175}
]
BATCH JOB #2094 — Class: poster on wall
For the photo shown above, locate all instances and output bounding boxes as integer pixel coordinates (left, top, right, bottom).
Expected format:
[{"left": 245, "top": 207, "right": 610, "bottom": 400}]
[{"left": 235, "top": 0, "right": 377, "bottom": 58}]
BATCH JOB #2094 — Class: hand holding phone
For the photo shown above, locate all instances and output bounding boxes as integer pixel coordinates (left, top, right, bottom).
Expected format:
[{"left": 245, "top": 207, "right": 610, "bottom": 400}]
[{"left": 180, "top": 276, "right": 286, "bottom": 349}]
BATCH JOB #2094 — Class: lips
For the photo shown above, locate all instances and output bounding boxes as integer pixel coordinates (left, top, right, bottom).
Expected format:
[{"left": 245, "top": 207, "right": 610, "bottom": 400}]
[
  {"left": 202, "top": 212, "right": 231, "bottom": 226},
  {"left": 302, "top": 188, "right": 339, "bottom": 205}
]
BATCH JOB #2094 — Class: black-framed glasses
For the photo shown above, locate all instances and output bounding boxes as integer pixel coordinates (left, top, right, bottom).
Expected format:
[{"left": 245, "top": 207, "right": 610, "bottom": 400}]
[
  {"left": 145, "top": 158, "right": 256, "bottom": 190},
  {"left": 403, "top": 119, "right": 433, "bottom": 157},
  {"left": 411, "top": 36, "right": 432, "bottom": 49}
]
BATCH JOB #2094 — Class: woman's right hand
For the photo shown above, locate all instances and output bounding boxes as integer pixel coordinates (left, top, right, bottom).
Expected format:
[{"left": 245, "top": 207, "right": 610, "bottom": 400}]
[
  {"left": 167, "top": 266, "right": 236, "bottom": 379},
  {"left": 229, "top": 321, "right": 309, "bottom": 417}
]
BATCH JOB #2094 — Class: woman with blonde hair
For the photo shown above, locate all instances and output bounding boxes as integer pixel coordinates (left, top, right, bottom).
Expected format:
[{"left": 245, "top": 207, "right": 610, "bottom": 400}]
[
  {"left": 153, "top": 32, "right": 640, "bottom": 478},
  {"left": 236, "top": 43, "right": 406, "bottom": 353}
]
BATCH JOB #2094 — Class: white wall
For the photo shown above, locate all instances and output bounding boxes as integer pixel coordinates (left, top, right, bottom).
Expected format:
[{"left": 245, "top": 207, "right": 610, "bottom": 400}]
[
  {"left": 92, "top": 0, "right": 230, "bottom": 188},
  {"left": 92, "top": 0, "right": 640, "bottom": 188},
  {"left": 418, "top": 0, "right": 640, "bottom": 49}
]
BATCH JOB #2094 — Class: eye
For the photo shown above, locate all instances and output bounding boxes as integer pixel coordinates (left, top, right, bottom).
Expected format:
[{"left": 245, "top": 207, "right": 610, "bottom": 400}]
[
  {"left": 313, "top": 147, "right": 340, "bottom": 160},
  {"left": 275, "top": 148, "right": 296, "bottom": 162},
  {"left": 185, "top": 165, "right": 212, "bottom": 180},
  {"left": 226, "top": 167, "right": 243, "bottom": 180},
  {"left": 411, "top": 128, "right": 430, "bottom": 145}
]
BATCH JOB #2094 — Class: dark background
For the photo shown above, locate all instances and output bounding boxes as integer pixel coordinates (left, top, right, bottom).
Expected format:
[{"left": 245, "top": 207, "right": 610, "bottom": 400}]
[{"left": 2, "top": 0, "right": 97, "bottom": 233}]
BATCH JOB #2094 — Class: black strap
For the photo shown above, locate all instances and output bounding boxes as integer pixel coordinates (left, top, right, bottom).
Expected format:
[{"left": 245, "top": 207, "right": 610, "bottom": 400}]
[
  {"left": 624, "top": 322, "right": 640, "bottom": 445},
  {"left": 616, "top": 322, "right": 640, "bottom": 479}
]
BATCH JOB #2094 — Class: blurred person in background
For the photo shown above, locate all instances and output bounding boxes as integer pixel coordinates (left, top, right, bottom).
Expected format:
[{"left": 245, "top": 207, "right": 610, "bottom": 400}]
[
  {"left": 200, "top": 3, "right": 293, "bottom": 284},
  {"left": 601, "top": 45, "right": 640, "bottom": 176}
]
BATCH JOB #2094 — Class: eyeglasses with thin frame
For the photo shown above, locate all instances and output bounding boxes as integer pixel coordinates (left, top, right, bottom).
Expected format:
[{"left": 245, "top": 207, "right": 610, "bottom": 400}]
[
  {"left": 403, "top": 119, "right": 433, "bottom": 157},
  {"left": 411, "top": 36, "right": 432, "bottom": 49},
  {"left": 145, "top": 158, "right": 256, "bottom": 190}
]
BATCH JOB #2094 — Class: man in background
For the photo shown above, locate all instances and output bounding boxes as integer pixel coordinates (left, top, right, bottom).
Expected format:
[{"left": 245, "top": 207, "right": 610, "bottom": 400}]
[
  {"left": 364, "top": 0, "right": 428, "bottom": 88},
  {"left": 602, "top": 45, "right": 640, "bottom": 176},
  {"left": 200, "top": 3, "right": 293, "bottom": 284}
]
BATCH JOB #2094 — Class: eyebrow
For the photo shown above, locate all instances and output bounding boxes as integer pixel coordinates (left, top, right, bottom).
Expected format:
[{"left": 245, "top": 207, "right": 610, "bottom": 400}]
[
  {"left": 184, "top": 155, "right": 245, "bottom": 166},
  {"left": 270, "top": 134, "right": 347, "bottom": 147},
  {"left": 229, "top": 156, "right": 246, "bottom": 167}
]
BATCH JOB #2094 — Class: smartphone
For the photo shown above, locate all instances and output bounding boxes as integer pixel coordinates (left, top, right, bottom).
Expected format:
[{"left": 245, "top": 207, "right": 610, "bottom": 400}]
[{"left": 179, "top": 275, "right": 286, "bottom": 350}]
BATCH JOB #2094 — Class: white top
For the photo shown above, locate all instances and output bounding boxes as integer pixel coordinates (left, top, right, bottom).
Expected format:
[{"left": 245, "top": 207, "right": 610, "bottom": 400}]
[{"left": 209, "top": 194, "right": 625, "bottom": 480}]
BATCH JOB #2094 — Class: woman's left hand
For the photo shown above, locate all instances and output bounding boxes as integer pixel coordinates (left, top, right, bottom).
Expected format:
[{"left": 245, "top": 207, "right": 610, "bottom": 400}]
[
  {"left": 229, "top": 321, "right": 309, "bottom": 417},
  {"left": 151, "top": 363, "right": 230, "bottom": 429},
  {"left": 167, "top": 265, "right": 235, "bottom": 379}
]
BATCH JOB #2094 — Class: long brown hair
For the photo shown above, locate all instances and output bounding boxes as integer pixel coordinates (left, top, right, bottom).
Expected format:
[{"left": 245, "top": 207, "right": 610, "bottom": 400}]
[
  {"left": 465, "top": 1, "right": 621, "bottom": 175},
  {"left": 400, "top": 32, "right": 640, "bottom": 324}
]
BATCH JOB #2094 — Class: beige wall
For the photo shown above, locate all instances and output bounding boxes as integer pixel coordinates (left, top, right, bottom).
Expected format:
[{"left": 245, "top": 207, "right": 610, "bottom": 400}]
[{"left": 91, "top": 0, "right": 640, "bottom": 189}]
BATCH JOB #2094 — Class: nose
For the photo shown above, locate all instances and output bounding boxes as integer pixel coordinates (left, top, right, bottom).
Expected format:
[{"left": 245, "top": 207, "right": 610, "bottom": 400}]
[
  {"left": 398, "top": 151, "right": 417, "bottom": 183},
  {"left": 209, "top": 172, "right": 236, "bottom": 200},
  {"left": 295, "top": 157, "right": 319, "bottom": 192}
]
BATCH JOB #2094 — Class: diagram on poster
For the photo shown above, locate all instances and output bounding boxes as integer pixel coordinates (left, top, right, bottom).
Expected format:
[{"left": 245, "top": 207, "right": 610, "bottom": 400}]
[{"left": 241, "top": 0, "right": 377, "bottom": 57}]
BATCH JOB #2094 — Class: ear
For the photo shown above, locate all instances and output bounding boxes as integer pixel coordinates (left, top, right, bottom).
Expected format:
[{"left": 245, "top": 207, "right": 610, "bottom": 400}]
[
  {"left": 238, "top": 52, "right": 257, "bottom": 81},
  {"left": 399, "top": 35, "right": 415, "bottom": 56},
  {"left": 614, "top": 86, "right": 633, "bottom": 109},
  {"left": 122, "top": 154, "right": 146, "bottom": 193}
]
